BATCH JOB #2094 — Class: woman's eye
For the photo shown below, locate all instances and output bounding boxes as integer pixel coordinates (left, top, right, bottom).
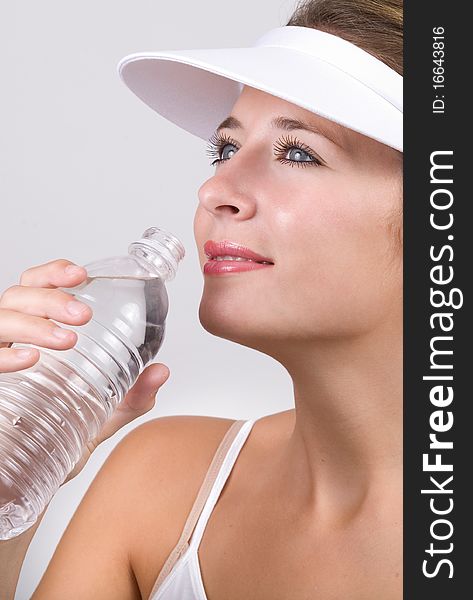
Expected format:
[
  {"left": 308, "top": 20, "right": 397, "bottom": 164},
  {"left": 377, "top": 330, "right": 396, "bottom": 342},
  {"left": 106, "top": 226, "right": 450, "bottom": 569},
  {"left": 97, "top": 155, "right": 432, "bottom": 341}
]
[
  {"left": 206, "top": 133, "right": 239, "bottom": 165},
  {"left": 274, "top": 135, "right": 323, "bottom": 168},
  {"left": 220, "top": 143, "right": 238, "bottom": 161},
  {"left": 285, "top": 148, "right": 313, "bottom": 163}
]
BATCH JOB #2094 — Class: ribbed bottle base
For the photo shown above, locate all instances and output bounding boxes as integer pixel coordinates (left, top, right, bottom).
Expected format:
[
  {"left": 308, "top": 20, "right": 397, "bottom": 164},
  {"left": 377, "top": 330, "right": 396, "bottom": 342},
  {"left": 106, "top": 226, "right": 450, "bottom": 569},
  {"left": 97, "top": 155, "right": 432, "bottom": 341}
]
[{"left": 0, "top": 352, "right": 115, "bottom": 540}]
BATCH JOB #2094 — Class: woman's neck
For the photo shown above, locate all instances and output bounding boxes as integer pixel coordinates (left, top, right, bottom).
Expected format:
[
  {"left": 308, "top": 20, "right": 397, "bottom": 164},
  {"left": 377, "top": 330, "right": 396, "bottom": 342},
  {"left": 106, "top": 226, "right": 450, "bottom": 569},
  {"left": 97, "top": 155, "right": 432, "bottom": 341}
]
[{"left": 273, "top": 316, "right": 403, "bottom": 523}]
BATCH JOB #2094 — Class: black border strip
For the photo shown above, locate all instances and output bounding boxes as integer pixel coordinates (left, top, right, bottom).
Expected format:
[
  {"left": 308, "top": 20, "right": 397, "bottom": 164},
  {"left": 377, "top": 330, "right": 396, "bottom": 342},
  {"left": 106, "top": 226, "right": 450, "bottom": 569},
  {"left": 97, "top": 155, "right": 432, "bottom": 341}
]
[{"left": 404, "top": 2, "right": 469, "bottom": 596}]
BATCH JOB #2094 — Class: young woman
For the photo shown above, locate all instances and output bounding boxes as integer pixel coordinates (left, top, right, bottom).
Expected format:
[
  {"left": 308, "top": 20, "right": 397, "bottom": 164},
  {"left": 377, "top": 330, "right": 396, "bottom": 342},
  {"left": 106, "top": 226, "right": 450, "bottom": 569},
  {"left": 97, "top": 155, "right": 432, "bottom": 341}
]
[{"left": 0, "top": 1, "right": 403, "bottom": 598}]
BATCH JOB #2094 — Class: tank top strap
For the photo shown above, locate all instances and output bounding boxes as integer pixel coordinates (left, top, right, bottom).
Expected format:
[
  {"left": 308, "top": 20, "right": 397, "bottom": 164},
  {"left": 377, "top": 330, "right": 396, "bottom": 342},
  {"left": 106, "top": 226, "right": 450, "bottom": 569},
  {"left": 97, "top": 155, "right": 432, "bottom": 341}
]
[
  {"left": 150, "top": 418, "right": 255, "bottom": 594},
  {"left": 189, "top": 418, "right": 255, "bottom": 547}
]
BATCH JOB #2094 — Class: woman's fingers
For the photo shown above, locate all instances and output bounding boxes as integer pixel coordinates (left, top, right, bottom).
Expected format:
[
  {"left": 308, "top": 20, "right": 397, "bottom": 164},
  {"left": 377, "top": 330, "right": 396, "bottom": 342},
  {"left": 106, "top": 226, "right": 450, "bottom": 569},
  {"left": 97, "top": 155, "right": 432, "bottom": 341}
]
[
  {"left": 0, "top": 285, "right": 91, "bottom": 323},
  {"left": 0, "top": 308, "right": 87, "bottom": 364},
  {"left": 0, "top": 260, "right": 91, "bottom": 372},
  {"left": 18, "top": 259, "right": 87, "bottom": 288},
  {"left": 0, "top": 345, "right": 40, "bottom": 373}
]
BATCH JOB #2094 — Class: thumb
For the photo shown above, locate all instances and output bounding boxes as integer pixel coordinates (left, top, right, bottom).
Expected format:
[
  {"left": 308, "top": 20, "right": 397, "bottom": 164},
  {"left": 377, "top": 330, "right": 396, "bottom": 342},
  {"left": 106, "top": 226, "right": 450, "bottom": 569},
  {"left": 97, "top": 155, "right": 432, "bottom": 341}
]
[
  {"left": 94, "top": 363, "right": 170, "bottom": 446},
  {"left": 124, "top": 363, "right": 170, "bottom": 411}
]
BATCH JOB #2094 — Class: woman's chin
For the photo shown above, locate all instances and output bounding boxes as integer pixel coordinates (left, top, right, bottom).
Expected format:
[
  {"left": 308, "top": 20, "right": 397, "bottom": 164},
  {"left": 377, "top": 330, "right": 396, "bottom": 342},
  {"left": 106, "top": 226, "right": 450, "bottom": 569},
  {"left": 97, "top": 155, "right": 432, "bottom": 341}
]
[
  {"left": 199, "top": 302, "right": 247, "bottom": 340},
  {"left": 198, "top": 301, "right": 268, "bottom": 349}
]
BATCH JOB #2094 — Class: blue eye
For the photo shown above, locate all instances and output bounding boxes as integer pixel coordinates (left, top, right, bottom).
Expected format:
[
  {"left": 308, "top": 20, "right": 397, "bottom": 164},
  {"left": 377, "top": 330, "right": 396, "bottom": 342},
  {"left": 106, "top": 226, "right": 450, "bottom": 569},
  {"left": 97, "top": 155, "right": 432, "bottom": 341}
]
[
  {"left": 220, "top": 143, "right": 238, "bottom": 161},
  {"left": 285, "top": 147, "right": 313, "bottom": 163},
  {"left": 206, "top": 132, "right": 324, "bottom": 168},
  {"left": 273, "top": 134, "right": 323, "bottom": 168},
  {"left": 206, "top": 133, "right": 240, "bottom": 166}
]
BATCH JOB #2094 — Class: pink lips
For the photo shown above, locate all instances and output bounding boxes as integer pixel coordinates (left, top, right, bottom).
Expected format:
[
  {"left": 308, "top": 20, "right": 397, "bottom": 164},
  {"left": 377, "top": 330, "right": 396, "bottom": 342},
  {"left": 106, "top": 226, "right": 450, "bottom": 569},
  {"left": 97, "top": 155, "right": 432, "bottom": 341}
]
[{"left": 203, "top": 240, "right": 274, "bottom": 275}]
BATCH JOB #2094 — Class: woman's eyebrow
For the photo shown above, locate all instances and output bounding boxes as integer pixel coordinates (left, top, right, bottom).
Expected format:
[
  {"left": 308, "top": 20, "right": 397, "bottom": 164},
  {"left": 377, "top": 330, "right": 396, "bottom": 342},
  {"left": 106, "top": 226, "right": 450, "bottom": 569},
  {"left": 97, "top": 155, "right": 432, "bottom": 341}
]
[{"left": 215, "top": 115, "right": 345, "bottom": 149}]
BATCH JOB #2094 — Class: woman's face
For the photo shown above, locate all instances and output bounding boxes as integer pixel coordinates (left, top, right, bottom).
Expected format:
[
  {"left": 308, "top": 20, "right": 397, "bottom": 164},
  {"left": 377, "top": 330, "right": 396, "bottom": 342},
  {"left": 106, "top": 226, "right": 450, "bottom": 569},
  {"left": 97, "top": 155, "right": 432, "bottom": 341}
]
[{"left": 193, "top": 86, "right": 402, "bottom": 351}]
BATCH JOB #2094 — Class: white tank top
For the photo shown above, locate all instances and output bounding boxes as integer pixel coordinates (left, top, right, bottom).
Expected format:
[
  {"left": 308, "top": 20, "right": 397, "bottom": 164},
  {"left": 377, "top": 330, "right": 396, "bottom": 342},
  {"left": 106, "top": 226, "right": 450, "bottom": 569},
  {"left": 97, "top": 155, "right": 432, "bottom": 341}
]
[{"left": 148, "top": 418, "right": 255, "bottom": 600}]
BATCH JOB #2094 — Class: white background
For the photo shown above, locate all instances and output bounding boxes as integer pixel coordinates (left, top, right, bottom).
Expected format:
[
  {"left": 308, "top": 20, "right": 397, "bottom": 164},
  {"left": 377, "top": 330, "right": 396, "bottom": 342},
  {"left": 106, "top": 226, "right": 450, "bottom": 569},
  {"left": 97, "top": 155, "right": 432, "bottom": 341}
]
[{"left": 1, "top": 1, "right": 297, "bottom": 597}]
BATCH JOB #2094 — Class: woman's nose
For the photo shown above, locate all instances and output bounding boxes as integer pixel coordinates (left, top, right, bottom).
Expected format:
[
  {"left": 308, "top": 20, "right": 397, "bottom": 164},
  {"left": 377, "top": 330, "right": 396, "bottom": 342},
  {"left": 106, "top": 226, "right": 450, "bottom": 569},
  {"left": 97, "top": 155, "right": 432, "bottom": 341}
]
[{"left": 197, "top": 170, "right": 257, "bottom": 221}]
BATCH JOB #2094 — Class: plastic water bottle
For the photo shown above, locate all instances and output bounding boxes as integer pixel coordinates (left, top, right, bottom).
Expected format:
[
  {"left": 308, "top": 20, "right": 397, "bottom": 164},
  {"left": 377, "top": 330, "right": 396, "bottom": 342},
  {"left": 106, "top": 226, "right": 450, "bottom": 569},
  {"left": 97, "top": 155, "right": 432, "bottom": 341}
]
[{"left": 0, "top": 227, "right": 185, "bottom": 539}]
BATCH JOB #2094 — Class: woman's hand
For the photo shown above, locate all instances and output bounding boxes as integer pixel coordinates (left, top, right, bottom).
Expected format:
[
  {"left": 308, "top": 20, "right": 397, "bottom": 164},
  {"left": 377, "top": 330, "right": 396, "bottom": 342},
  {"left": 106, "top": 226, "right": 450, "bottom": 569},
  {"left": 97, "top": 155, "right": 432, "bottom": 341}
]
[{"left": 0, "top": 258, "right": 170, "bottom": 485}]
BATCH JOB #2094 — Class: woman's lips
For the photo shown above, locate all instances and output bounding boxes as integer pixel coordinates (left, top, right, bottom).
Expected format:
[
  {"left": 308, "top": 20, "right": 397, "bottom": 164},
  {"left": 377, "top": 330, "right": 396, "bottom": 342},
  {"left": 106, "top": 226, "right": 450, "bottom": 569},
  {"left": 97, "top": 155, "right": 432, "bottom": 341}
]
[
  {"left": 203, "top": 240, "right": 274, "bottom": 275},
  {"left": 204, "top": 240, "right": 274, "bottom": 264},
  {"left": 203, "top": 260, "right": 274, "bottom": 275}
]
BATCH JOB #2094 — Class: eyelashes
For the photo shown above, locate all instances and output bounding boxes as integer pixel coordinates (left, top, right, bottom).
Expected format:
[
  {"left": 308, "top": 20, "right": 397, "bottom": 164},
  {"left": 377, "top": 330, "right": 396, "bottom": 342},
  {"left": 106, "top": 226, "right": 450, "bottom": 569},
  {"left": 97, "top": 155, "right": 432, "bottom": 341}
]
[
  {"left": 205, "top": 131, "right": 324, "bottom": 168},
  {"left": 206, "top": 132, "right": 241, "bottom": 165}
]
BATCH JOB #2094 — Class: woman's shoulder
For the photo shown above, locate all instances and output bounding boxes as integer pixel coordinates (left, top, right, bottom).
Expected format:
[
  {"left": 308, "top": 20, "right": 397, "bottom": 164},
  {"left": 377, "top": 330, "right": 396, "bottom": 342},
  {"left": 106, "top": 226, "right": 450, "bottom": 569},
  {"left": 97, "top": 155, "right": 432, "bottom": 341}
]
[
  {"left": 119, "top": 409, "right": 295, "bottom": 521},
  {"left": 118, "top": 410, "right": 294, "bottom": 598},
  {"left": 120, "top": 409, "right": 295, "bottom": 473},
  {"left": 122, "top": 409, "right": 296, "bottom": 490}
]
